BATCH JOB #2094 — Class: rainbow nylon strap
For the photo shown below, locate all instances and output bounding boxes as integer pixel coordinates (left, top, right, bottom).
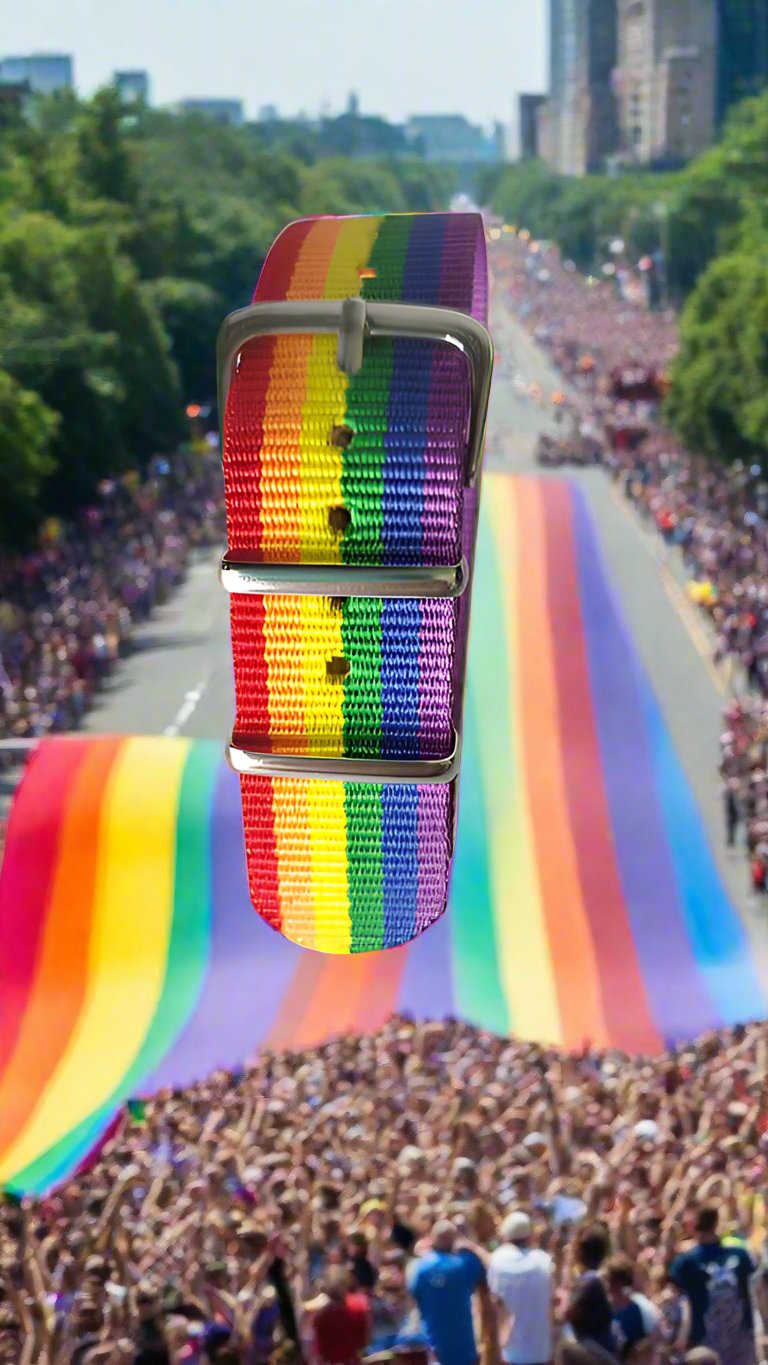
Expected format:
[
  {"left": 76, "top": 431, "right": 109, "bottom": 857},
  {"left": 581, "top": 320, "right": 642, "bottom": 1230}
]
[{"left": 223, "top": 212, "right": 488, "bottom": 952}]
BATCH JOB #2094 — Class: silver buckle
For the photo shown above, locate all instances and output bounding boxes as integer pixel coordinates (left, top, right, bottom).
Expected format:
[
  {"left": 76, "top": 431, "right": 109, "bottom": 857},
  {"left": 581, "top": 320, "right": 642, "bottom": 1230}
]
[
  {"left": 217, "top": 298, "right": 493, "bottom": 489},
  {"left": 228, "top": 729, "right": 461, "bottom": 786},
  {"left": 219, "top": 295, "right": 492, "bottom": 784},
  {"left": 220, "top": 556, "right": 469, "bottom": 600}
]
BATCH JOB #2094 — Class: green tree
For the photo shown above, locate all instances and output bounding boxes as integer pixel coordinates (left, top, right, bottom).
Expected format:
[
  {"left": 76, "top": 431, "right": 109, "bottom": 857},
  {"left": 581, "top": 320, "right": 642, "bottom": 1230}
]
[
  {"left": 666, "top": 244, "right": 768, "bottom": 463},
  {"left": 0, "top": 370, "right": 58, "bottom": 541},
  {"left": 77, "top": 87, "right": 138, "bottom": 205}
]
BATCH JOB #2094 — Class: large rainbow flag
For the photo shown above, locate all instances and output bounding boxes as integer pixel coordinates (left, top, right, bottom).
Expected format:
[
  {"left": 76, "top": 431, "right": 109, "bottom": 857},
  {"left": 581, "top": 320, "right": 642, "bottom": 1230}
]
[{"left": 1, "top": 475, "right": 766, "bottom": 1193}]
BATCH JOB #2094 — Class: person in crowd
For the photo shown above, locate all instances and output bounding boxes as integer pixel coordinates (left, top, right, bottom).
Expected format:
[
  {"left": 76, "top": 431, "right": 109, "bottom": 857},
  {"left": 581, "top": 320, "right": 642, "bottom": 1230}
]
[
  {"left": 669, "top": 1205, "right": 757, "bottom": 1365},
  {"left": 132, "top": 1283, "right": 171, "bottom": 1365},
  {"left": 407, "top": 1219, "right": 495, "bottom": 1365},
  {"left": 566, "top": 1279, "right": 620, "bottom": 1361},
  {"left": 574, "top": 1228, "right": 611, "bottom": 1282},
  {"left": 604, "top": 1256, "right": 660, "bottom": 1359},
  {"left": 488, "top": 1210, "right": 554, "bottom": 1365},
  {"left": 310, "top": 1267, "right": 371, "bottom": 1365}
]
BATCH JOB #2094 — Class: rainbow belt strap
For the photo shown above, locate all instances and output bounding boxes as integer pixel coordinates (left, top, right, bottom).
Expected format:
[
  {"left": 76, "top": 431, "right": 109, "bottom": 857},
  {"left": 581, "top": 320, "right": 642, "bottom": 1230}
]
[{"left": 219, "top": 212, "right": 491, "bottom": 952}]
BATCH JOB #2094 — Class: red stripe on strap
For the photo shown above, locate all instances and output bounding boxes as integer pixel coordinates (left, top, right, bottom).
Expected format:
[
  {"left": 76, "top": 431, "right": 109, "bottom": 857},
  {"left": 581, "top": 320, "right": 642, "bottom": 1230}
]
[{"left": 254, "top": 217, "right": 317, "bottom": 302}]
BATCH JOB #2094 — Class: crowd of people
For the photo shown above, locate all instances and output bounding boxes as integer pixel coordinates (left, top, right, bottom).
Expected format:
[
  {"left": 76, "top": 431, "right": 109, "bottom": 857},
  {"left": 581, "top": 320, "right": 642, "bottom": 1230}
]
[
  {"left": 498, "top": 241, "right": 768, "bottom": 888},
  {"left": 0, "top": 447, "right": 225, "bottom": 768},
  {"left": 2, "top": 1017, "right": 768, "bottom": 1365}
]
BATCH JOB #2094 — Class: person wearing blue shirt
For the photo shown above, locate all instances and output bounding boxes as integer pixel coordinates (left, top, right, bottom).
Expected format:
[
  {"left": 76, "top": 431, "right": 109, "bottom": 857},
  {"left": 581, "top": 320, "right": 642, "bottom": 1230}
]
[
  {"left": 406, "top": 1220, "right": 492, "bottom": 1365},
  {"left": 669, "top": 1205, "right": 756, "bottom": 1363}
]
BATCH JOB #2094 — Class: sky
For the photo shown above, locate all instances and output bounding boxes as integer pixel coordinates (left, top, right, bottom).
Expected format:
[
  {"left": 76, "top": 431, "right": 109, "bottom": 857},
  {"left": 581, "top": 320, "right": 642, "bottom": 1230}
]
[{"left": 1, "top": 0, "right": 547, "bottom": 126}]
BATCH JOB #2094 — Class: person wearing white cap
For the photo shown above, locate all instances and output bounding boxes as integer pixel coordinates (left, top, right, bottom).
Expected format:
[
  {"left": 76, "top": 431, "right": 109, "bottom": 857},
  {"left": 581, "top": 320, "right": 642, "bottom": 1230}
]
[
  {"left": 485, "top": 1217, "right": 553, "bottom": 1365},
  {"left": 488, "top": 1212, "right": 554, "bottom": 1365}
]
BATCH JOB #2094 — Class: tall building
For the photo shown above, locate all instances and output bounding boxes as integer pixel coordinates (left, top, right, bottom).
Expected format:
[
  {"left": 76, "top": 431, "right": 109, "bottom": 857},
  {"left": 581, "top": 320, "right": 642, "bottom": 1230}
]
[
  {"left": 616, "top": 0, "right": 717, "bottom": 165},
  {"left": 543, "top": 0, "right": 618, "bottom": 175},
  {"left": 716, "top": 0, "right": 768, "bottom": 124},
  {"left": 0, "top": 53, "right": 73, "bottom": 94},
  {"left": 518, "top": 93, "right": 547, "bottom": 158},
  {"left": 114, "top": 70, "right": 150, "bottom": 104},
  {"left": 177, "top": 98, "right": 245, "bottom": 127}
]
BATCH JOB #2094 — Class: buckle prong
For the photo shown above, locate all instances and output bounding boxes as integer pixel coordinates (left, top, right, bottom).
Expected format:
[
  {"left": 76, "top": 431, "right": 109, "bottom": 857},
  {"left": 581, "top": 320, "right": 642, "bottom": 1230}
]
[{"left": 337, "top": 296, "right": 368, "bottom": 375}]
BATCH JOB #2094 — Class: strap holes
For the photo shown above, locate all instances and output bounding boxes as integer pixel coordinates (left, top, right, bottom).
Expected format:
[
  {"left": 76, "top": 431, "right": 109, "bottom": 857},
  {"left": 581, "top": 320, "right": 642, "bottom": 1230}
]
[
  {"left": 328, "top": 505, "right": 351, "bottom": 534},
  {"left": 358, "top": 266, "right": 377, "bottom": 280},
  {"left": 330, "top": 424, "right": 354, "bottom": 449},
  {"left": 326, "top": 655, "right": 351, "bottom": 680}
]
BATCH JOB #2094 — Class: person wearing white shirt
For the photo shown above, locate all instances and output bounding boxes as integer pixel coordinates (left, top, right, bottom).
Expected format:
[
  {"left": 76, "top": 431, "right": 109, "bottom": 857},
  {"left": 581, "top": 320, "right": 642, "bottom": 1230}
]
[{"left": 488, "top": 1212, "right": 554, "bottom": 1365}]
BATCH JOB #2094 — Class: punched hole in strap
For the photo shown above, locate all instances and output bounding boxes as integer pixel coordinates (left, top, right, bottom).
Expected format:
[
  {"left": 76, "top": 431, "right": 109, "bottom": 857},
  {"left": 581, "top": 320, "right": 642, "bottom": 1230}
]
[
  {"left": 328, "top": 505, "right": 351, "bottom": 534},
  {"left": 326, "top": 655, "right": 351, "bottom": 680},
  {"left": 330, "top": 424, "right": 354, "bottom": 448}
]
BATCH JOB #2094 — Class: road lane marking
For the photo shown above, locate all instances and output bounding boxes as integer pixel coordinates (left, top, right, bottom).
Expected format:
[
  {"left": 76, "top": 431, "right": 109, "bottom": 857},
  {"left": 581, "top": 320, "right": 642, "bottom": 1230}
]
[{"left": 164, "top": 679, "right": 210, "bottom": 737}]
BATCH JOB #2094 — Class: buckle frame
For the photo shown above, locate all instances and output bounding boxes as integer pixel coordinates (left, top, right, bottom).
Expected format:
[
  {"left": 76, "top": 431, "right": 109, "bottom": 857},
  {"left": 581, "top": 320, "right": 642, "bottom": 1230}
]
[
  {"left": 227, "top": 727, "right": 461, "bottom": 786},
  {"left": 219, "top": 296, "right": 491, "bottom": 785},
  {"left": 220, "top": 556, "right": 469, "bottom": 600},
  {"left": 217, "top": 297, "right": 493, "bottom": 489}
]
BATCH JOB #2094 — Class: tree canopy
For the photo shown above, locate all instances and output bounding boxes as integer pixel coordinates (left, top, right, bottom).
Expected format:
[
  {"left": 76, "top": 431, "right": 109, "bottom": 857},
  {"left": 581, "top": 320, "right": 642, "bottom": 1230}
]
[{"left": 0, "top": 89, "right": 453, "bottom": 544}]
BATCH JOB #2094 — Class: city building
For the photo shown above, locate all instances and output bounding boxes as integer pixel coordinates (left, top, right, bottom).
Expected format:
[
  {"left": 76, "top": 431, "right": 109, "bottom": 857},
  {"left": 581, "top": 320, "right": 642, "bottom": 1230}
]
[
  {"left": 0, "top": 81, "right": 30, "bottom": 121},
  {"left": 258, "top": 104, "right": 279, "bottom": 122},
  {"left": 114, "top": 70, "right": 150, "bottom": 104},
  {"left": 0, "top": 53, "right": 73, "bottom": 94},
  {"left": 716, "top": 0, "right": 768, "bottom": 124},
  {"left": 518, "top": 93, "right": 547, "bottom": 158},
  {"left": 615, "top": 0, "right": 717, "bottom": 165},
  {"left": 177, "top": 98, "right": 244, "bottom": 127},
  {"left": 405, "top": 114, "right": 503, "bottom": 163},
  {"left": 542, "top": 0, "right": 618, "bottom": 175}
]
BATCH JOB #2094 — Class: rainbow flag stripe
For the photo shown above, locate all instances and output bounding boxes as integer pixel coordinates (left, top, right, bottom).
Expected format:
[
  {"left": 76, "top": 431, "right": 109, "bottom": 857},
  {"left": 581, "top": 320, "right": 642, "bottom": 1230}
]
[
  {"left": 223, "top": 213, "right": 487, "bottom": 952},
  {"left": 1, "top": 474, "right": 766, "bottom": 1194}
]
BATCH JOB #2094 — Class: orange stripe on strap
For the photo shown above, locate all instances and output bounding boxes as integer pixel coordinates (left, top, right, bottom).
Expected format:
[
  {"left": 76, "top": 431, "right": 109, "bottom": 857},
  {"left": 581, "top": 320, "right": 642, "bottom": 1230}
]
[
  {"left": 258, "top": 221, "right": 347, "bottom": 944},
  {"left": 514, "top": 480, "right": 610, "bottom": 1049}
]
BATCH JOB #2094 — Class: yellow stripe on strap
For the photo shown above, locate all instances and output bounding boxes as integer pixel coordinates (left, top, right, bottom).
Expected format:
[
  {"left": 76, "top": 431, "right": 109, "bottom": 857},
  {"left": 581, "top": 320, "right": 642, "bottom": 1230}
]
[
  {"left": 325, "top": 215, "right": 383, "bottom": 297},
  {"left": 295, "top": 216, "right": 384, "bottom": 562},
  {"left": 0, "top": 738, "right": 186, "bottom": 1181},
  {"left": 308, "top": 780, "right": 350, "bottom": 954},
  {"left": 293, "top": 597, "right": 349, "bottom": 950}
]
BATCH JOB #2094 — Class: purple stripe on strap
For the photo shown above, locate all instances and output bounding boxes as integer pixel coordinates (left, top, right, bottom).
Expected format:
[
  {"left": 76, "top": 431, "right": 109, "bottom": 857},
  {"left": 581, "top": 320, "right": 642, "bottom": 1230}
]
[{"left": 145, "top": 763, "right": 300, "bottom": 1090}]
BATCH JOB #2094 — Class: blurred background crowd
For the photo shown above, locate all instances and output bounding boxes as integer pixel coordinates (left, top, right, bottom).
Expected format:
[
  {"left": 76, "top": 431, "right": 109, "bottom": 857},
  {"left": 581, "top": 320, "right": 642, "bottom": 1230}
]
[
  {"left": 0, "top": 450, "right": 225, "bottom": 767},
  {"left": 3, "top": 1017, "right": 768, "bottom": 1365}
]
